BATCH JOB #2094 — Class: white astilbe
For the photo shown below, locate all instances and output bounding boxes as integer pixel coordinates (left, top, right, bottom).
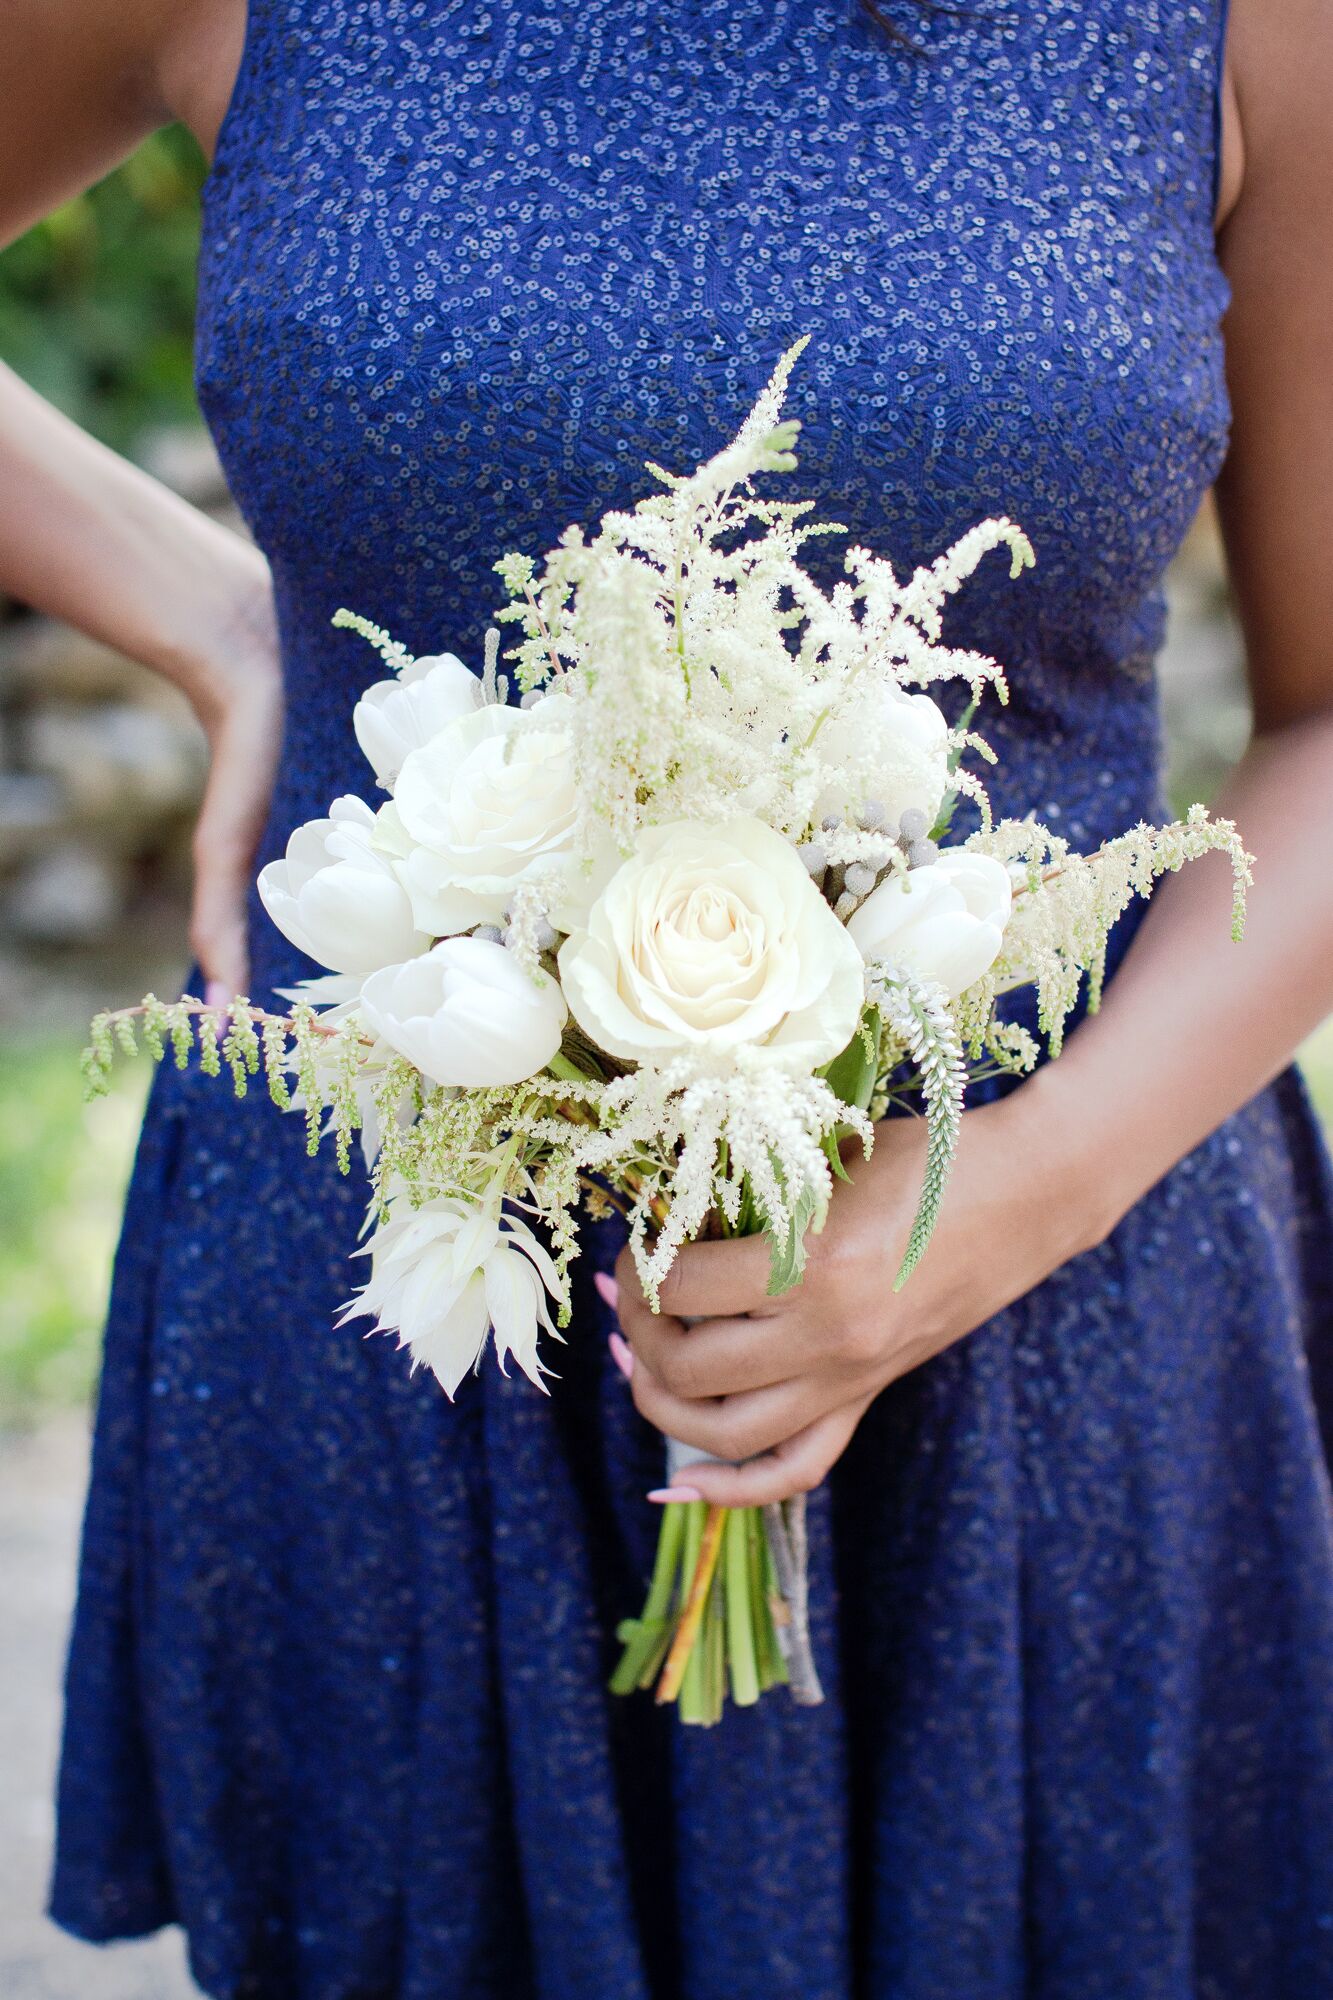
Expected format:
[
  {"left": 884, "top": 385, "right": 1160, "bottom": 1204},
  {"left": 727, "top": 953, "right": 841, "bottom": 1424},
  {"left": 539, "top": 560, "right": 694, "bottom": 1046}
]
[
  {"left": 494, "top": 340, "right": 1035, "bottom": 877},
  {"left": 589, "top": 1056, "right": 873, "bottom": 1306},
  {"left": 978, "top": 803, "right": 1253, "bottom": 1053}
]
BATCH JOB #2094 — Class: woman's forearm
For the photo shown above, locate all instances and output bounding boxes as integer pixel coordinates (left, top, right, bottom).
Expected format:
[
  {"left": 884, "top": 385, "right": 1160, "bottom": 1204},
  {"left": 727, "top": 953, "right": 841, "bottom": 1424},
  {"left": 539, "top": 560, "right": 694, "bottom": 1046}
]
[
  {"left": 0, "top": 357, "right": 273, "bottom": 704},
  {"left": 1022, "top": 710, "right": 1333, "bottom": 1245}
]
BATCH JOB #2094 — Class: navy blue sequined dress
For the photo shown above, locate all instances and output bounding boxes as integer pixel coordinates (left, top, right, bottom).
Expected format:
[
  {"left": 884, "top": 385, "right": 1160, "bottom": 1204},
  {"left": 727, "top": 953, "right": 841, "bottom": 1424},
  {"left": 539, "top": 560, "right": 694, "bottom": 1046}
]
[{"left": 52, "top": 2, "right": 1333, "bottom": 1994}]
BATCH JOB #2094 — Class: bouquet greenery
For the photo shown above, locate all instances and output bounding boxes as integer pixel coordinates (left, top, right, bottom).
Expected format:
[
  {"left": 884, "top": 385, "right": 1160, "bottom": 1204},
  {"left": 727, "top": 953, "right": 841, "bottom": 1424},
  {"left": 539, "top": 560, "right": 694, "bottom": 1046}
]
[{"left": 87, "top": 344, "right": 1250, "bottom": 1723}]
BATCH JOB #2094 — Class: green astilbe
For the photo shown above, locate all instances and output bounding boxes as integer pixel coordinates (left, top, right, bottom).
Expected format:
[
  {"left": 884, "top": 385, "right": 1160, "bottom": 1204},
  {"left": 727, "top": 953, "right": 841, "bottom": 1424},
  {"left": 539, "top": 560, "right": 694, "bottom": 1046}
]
[{"left": 870, "top": 970, "right": 968, "bottom": 1290}]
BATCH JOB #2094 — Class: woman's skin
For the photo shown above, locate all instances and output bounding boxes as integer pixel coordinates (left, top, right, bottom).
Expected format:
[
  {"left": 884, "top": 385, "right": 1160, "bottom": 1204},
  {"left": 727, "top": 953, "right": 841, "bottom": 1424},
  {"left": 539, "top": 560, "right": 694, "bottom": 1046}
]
[{"left": 3, "top": 0, "right": 1332, "bottom": 1507}]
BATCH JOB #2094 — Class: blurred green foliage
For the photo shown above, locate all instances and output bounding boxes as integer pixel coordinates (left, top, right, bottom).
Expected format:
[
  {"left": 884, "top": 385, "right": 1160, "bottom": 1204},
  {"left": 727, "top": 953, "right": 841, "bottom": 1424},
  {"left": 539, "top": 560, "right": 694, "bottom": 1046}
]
[
  {"left": 0, "top": 126, "right": 205, "bottom": 452},
  {"left": 0, "top": 1039, "right": 150, "bottom": 1425}
]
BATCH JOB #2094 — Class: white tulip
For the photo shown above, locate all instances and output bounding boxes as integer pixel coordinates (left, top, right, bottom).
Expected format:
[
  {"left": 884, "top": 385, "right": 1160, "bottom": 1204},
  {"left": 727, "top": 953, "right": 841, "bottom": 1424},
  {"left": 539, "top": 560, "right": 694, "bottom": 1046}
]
[
  {"left": 847, "top": 849, "right": 1012, "bottom": 997},
  {"left": 353, "top": 652, "right": 482, "bottom": 790},
  {"left": 813, "top": 680, "right": 951, "bottom": 831},
  {"left": 558, "top": 818, "right": 865, "bottom": 1071},
  {"left": 257, "top": 796, "right": 429, "bottom": 978},
  {"left": 393, "top": 704, "right": 579, "bottom": 935},
  {"left": 342, "top": 1195, "right": 561, "bottom": 1398},
  {"left": 359, "top": 937, "right": 567, "bottom": 1087}
]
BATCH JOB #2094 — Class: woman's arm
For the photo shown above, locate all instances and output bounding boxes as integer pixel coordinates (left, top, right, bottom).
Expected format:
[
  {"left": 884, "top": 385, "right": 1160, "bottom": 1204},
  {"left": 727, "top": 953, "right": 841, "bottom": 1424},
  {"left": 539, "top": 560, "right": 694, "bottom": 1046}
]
[
  {"left": 1, "top": 0, "right": 274, "bottom": 997},
  {"left": 0, "top": 364, "right": 280, "bottom": 997},
  {"left": 613, "top": 0, "right": 1333, "bottom": 1507}
]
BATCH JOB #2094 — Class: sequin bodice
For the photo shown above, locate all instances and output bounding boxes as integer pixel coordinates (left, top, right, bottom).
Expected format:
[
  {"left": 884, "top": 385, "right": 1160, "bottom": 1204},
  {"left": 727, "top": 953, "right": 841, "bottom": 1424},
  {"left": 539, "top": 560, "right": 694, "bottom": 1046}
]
[{"left": 196, "top": 0, "right": 1229, "bottom": 997}]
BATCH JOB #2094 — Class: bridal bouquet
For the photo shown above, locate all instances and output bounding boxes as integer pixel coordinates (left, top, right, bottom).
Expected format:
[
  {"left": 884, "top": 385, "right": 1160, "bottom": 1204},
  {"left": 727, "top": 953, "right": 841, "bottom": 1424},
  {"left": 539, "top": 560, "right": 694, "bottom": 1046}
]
[{"left": 87, "top": 343, "right": 1250, "bottom": 1724}]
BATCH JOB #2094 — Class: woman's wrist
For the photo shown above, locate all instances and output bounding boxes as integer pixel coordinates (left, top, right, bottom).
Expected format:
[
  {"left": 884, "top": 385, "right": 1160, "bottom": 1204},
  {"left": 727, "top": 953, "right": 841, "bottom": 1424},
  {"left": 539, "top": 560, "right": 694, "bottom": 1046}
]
[
  {"left": 143, "top": 521, "right": 279, "bottom": 706},
  {"left": 1003, "top": 1054, "right": 1141, "bottom": 1264}
]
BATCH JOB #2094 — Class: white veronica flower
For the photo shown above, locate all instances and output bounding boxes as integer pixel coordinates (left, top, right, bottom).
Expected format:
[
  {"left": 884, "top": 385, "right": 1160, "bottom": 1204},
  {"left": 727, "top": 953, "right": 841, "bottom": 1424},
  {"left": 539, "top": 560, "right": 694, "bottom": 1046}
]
[
  {"left": 393, "top": 704, "right": 579, "bottom": 934},
  {"left": 257, "top": 796, "right": 429, "bottom": 978},
  {"left": 812, "top": 680, "right": 951, "bottom": 831},
  {"left": 847, "top": 849, "right": 1012, "bottom": 997},
  {"left": 342, "top": 1195, "right": 561, "bottom": 1398},
  {"left": 358, "top": 937, "right": 567, "bottom": 1088},
  {"left": 558, "top": 817, "right": 865, "bottom": 1071},
  {"left": 353, "top": 652, "right": 482, "bottom": 790}
]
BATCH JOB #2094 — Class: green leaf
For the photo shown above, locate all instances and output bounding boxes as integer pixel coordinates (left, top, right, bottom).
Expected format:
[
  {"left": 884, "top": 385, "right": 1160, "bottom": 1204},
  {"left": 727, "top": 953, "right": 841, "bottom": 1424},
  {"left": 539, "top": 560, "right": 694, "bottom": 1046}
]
[
  {"left": 930, "top": 695, "right": 981, "bottom": 843},
  {"left": 765, "top": 1172, "right": 823, "bottom": 1296},
  {"left": 821, "top": 1010, "right": 881, "bottom": 1113}
]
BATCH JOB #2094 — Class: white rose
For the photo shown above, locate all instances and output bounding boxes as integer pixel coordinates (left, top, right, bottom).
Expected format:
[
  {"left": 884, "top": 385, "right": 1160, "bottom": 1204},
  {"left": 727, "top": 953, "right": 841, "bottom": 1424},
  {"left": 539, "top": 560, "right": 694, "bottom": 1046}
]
[
  {"left": 359, "top": 936, "right": 567, "bottom": 1087},
  {"left": 353, "top": 652, "right": 482, "bottom": 790},
  {"left": 847, "top": 849, "right": 1012, "bottom": 997},
  {"left": 393, "top": 704, "right": 579, "bottom": 934},
  {"left": 342, "top": 1194, "right": 560, "bottom": 1399},
  {"left": 257, "top": 796, "right": 429, "bottom": 978},
  {"left": 813, "top": 681, "right": 950, "bottom": 831},
  {"left": 558, "top": 817, "right": 865, "bottom": 1070}
]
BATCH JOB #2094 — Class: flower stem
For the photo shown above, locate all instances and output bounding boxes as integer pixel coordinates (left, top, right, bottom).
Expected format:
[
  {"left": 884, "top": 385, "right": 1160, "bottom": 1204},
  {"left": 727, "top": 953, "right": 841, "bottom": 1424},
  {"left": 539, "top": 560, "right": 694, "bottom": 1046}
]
[
  {"left": 608, "top": 1499, "right": 688, "bottom": 1694},
  {"left": 656, "top": 1503, "right": 727, "bottom": 1706},
  {"left": 724, "top": 1507, "right": 761, "bottom": 1707}
]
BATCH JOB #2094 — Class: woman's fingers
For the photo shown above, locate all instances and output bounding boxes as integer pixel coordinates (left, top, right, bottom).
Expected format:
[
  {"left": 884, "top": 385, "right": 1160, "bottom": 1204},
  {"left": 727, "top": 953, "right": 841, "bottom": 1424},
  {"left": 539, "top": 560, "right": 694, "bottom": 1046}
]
[
  {"left": 668, "top": 1398, "right": 869, "bottom": 1509},
  {"left": 655, "top": 1233, "right": 779, "bottom": 1320},
  {"left": 624, "top": 1307, "right": 816, "bottom": 1399},
  {"left": 629, "top": 1359, "right": 852, "bottom": 1463}
]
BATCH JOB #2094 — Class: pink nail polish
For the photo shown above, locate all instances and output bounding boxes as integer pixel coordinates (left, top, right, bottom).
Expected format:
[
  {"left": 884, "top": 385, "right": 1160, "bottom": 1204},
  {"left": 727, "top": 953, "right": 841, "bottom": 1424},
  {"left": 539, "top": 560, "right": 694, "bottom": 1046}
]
[
  {"left": 204, "top": 979, "right": 231, "bottom": 1010},
  {"left": 608, "top": 1331, "right": 634, "bottom": 1381},
  {"left": 647, "top": 1485, "right": 704, "bottom": 1505},
  {"left": 593, "top": 1271, "right": 619, "bottom": 1310}
]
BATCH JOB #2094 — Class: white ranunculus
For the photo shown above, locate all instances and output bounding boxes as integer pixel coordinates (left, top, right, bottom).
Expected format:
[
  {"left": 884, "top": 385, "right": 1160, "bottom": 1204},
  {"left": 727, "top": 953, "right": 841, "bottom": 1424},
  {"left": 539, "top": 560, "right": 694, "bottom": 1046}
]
[
  {"left": 393, "top": 704, "right": 579, "bottom": 934},
  {"left": 558, "top": 817, "right": 865, "bottom": 1070},
  {"left": 342, "top": 1195, "right": 561, "bottom": 1398},
  {"left": 257, "top": 796, "right": 429, "bottom": 978},
  {"left": 353, "top": 652, "right": 483, "bottom": 790},
  {"left": 847, "top": 849, "right": 1012, "bottom": 997},
  {"left": 813, "top": 680, "right": 951, "bottom": 830},
  {"left": 359, "top": 937, "right": 567, "bottom": 1087}
]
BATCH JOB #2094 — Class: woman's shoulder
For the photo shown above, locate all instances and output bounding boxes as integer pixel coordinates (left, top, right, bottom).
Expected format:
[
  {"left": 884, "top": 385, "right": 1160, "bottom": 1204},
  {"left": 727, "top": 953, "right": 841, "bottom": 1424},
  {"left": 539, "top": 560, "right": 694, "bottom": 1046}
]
[
  {"left": 0, "top": 0, "right": 243, "bottom": 246},
  {"left": 1220, "top": 0, "right": 1333, "bottom": 228}
]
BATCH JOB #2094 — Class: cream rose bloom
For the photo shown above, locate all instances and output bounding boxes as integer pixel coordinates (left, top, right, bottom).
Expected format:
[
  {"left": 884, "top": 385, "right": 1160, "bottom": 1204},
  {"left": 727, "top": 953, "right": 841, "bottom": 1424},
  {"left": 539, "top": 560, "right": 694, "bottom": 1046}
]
[
  {"left": 393, "top": 703, "right": 578, "bottom": 934},
  {"left": 558, "top": 818, "right": 865, "bottom": 1070},
  {"left": 847, "top": 849, "right": 1012, "bottom": 997}
]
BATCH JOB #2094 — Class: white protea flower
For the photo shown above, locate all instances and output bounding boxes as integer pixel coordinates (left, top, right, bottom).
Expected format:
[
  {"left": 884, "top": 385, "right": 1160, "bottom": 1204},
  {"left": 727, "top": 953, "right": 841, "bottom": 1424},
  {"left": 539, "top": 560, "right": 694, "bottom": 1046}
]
[
  {"left": 341, "top": 1195, "right": 562, "bottom": 1398},
  {"left": 257, "top": 796, "right": 429, "bottom": 978},
  {"left": 353, "top": 652, "right": 482, "bottom": 790}
]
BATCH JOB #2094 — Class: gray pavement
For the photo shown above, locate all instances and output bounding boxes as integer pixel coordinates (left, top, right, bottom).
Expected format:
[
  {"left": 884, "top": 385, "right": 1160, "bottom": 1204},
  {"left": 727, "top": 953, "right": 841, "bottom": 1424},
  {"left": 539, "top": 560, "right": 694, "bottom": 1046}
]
[{"left": 1, "top": 1415, "right": 199, "bottom": 1998}]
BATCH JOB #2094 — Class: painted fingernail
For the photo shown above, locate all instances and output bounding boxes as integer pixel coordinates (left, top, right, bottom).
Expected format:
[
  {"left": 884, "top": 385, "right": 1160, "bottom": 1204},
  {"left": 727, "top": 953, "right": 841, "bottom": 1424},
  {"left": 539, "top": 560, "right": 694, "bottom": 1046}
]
[
  {"left": 608, "top": 1331, "right": 634, "bottom": 1381},
  {"left": 593, "top": 1271, "right": 619, "bottom": 1310},
  {"left": 204, "top": 979, "right": 231, "bottom": 1010},
  {"left": 647, "top": 1486, "right": 704, "bottom": 1505}
]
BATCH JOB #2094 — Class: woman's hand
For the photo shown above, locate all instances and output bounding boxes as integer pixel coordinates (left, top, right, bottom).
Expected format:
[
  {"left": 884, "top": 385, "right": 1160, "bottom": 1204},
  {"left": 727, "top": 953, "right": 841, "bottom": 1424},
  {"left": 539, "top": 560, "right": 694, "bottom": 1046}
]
[
  {"left": 612, "top": 1074, "right": 1113, "bottom": 1507},
  {"left": 179, "top": 567, "right": 283, "bottom": 1003}
]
